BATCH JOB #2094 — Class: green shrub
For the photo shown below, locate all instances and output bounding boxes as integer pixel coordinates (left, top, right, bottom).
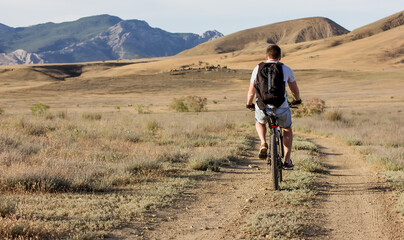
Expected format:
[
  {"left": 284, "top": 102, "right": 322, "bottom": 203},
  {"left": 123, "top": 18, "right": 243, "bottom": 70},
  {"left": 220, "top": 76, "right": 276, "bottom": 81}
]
[
  {"left": 169, "top": 96, "right": 207, "bottom": 112},
  {"left": 30, "top": 103, "right": 50, "bottom": 116},
  {"left": 169, "top": 98, "right": 188, "bottom": 112},
  {"left": 82, "top": 113, "right": 102, "bottom": 120},
  {"left": 0, "top": 107, "right": 4, "bottom": 115}
]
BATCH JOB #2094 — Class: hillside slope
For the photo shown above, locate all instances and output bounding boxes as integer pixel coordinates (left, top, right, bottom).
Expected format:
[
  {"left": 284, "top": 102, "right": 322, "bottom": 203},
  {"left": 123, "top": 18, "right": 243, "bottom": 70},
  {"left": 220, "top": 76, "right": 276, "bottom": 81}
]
[
  {"left": 179, "top": 17, "right": 349, "bottom": 56},
  {"left": 349, "top": 10, "right": 404, "bottom": 40}
]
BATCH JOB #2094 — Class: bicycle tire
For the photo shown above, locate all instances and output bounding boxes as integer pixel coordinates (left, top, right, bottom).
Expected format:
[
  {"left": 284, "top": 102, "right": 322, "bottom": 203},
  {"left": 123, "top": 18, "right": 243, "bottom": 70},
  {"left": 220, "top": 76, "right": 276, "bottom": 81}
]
[
  {"left": 278, "top": 133, "right": 283, "bottom": 182},
  {"left": 271, "top": 131, "right": 280, "bottom": 190}
]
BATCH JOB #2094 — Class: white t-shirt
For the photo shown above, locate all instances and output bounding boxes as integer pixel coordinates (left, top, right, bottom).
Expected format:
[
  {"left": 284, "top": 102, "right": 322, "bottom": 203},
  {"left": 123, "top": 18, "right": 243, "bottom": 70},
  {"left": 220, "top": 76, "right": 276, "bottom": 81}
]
[{"left": 250, "top": 61, "right": 295, "bottom": 109}]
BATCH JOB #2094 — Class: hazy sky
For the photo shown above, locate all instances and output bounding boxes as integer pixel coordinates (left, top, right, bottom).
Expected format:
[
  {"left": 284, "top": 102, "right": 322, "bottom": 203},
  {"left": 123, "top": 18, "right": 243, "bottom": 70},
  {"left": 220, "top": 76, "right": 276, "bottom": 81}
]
[{"left": 0, "top": 0, "right": 402, "bottom": 35}]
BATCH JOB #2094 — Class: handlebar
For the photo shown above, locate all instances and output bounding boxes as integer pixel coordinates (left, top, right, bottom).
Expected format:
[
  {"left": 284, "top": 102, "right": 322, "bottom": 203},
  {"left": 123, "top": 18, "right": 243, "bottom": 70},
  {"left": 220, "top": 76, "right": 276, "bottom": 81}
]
[{"left": 246, "top": 99, "right": 302, "bottom": 111}]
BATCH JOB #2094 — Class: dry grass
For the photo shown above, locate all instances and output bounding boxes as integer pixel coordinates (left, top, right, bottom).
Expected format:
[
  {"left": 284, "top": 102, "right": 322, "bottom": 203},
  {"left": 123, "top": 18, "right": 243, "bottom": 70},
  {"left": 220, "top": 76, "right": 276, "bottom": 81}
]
[
  {"left": 294, "top": 105, "right": 404, "bottom": 219},
  {"left": 0, "top": 109, "right": 254, "bottom": 239},
  {"left": 294, "top": 108, "right": 403, "bottom": 168}
]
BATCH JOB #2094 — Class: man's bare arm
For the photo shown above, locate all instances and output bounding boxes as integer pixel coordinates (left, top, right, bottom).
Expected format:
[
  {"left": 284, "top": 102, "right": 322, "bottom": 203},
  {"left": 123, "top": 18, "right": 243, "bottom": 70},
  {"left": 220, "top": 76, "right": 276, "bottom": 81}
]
[
  {"left": 288, "top": 81, "right": 300, "bottom": 101},
  {"left": 247, "top": 81, "right": 256, "bottom": 105}
]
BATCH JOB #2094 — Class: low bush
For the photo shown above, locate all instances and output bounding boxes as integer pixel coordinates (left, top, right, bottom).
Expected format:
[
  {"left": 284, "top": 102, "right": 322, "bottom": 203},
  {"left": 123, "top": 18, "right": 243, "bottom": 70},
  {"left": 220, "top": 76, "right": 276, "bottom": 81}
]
[
  {"left": 291, "top": 98, "right": 325, "bottom": 118},
  {"left": 157, "top": 149, "right": 190, "bottom": 163},
  {"left": 344, "top": 137, "right": 363, "bottom": 146},
  {"left": 0, "top": 107, "right": 4, "bottom": 115},
  {"left": 22, "top": 122, "right": 48, "bottom": 136},
  {"left": 188, "top": 155, "right": 223, "bottom": 172},
  {"left": 169, "top": 96, "right": 207, "bottom": 112},
  {"left": 126, "top": 158, "right": 161, "bottom": 173},
  {"left": 30, "top": 103, "right": 50, "bottom": 116},
  {"left": 135, "top": 104, "right": 152, "bottom": 114},
  {"left": 325, "top": 109, "right": 343, "bottom": 121}
]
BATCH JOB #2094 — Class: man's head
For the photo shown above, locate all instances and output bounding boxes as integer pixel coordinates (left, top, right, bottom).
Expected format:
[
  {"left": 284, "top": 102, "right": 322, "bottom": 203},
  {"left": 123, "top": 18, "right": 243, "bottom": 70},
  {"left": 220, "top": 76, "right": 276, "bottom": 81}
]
[{"left": 266, "top": 44, "right": 281, "bottom": 61}]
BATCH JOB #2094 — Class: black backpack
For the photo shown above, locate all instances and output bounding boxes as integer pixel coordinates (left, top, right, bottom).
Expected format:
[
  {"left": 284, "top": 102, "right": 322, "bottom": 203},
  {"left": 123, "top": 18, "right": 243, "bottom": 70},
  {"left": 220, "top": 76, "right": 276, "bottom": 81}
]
[{"left": 254, "top": 62, "right": 285, "bottom": 110}]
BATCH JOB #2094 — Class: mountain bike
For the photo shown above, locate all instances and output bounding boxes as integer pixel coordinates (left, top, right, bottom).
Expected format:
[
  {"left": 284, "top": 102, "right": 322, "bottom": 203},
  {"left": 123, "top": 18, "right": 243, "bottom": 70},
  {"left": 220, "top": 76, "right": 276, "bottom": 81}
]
[
  {"left": 266, "top": 103, "right": 298, "bottom": 190},
  {"left": 247, "top": 102, "right": 300, "bottom": 190}
]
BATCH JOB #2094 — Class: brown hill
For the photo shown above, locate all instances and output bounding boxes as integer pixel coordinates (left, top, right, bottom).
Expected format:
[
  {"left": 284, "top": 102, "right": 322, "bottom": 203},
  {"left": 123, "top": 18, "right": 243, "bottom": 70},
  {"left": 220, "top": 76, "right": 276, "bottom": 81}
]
[
  {"left": 179, "top": 17, "right": 349, "bottom": 56},
  {"left": 349, "top": 10, "right": 404, "bottom": 40}
]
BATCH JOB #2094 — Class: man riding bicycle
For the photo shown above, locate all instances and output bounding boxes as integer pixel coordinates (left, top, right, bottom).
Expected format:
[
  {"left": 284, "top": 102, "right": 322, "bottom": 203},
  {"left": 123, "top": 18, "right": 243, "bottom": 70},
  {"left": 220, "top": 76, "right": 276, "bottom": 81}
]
[{"left": 246, "top": 44, "right": 301, "bottom": 169}]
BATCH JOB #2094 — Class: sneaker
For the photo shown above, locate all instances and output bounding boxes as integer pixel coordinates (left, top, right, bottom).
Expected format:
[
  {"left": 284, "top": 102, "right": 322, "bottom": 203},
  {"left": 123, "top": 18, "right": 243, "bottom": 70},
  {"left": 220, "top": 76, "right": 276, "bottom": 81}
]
[
  {"left": 283, "top": 160, "right": 294, "bottom": 170},
  {"left": 258, "top": 143, "right": 268, "bottom": 159}
]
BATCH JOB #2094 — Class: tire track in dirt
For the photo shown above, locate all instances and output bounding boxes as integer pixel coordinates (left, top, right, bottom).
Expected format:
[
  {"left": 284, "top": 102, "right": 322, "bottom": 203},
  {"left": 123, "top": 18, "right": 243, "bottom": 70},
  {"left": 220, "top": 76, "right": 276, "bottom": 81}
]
[
  {"left": 140, "top": 152, "right": 272, "bottom": 240},
  {"left": 109, "top": 135, "right": 404, "bottom": 239},
  {"left": 308, "top": 135, "right": 404, "bottom": 240}
]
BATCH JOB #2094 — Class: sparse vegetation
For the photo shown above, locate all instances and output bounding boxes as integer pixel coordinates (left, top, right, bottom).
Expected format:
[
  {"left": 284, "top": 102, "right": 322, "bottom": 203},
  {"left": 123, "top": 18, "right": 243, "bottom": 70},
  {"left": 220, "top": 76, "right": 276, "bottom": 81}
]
[
  {"left": 0, "top": 197, "right": 17, "bottom": 217},
  {"left": 0, "top": 110, "right": 254, "bottom": 238},
  {"left": 0, "top": 107, "right": 4, "bottom": 115},
  {"left": 325, "top": 109, "right": 343, "bottom": 121},
  {"left": 135, "top": 104, "right": 152, "bottom": 114},
  {"left": 82, "top": 112, "right": 102, "bottom": 120},
  {"left": 169, "top": 96, "right": 207, "bottom": 112},
  {"left": 30, "top": 103, "right": 50, "bottom": 116},
  {"left": 291, "top": 97, "right": 325, "bottom": 118},
  {"left": 187, "top": 154, "right": 225, "bottom": 172},
  {"left": 57, "top": 111, "right": 68, "bottom": 119}
]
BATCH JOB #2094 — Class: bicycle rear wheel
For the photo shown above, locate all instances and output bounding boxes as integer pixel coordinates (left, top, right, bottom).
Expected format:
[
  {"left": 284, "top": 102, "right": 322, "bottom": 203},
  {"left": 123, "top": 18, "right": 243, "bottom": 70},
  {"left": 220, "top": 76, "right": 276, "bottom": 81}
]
[{"left": 270, "top": 131, "right": 280, "bottom": 190}]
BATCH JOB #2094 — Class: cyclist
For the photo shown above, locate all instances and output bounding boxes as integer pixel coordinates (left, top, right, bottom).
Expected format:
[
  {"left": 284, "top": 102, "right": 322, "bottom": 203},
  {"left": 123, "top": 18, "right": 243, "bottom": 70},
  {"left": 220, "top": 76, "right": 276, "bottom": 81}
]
[{"left": 246, "top": 44, "right": 301, "bottom": 169}]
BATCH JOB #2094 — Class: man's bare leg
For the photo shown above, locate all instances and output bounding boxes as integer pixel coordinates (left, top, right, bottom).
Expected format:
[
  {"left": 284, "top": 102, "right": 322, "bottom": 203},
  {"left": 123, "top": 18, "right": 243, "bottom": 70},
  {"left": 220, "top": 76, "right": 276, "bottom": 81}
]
[
  {"left": 256, "top": 121, "right": 269, "bottom": 158},
  {"left": 256, "top": 121, "right": 266, "bottom": 145},
  {"left": 283, "top": 127, "right": 293, "bottom": 162}
]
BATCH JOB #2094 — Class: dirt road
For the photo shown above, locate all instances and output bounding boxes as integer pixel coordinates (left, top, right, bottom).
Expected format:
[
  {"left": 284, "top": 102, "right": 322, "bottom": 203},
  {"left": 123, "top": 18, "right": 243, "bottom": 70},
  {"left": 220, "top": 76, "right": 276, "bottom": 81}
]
[
  {"left": 111, "top": 135, "right": 404, "bottom": 239},
  {"left": 308, "top": 136, "right": 404, "bottom": 240}
]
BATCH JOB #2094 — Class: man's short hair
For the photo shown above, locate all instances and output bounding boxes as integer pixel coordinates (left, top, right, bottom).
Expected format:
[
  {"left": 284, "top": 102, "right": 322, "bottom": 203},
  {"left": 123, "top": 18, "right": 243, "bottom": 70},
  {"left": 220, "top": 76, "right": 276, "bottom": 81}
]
[{"left": 266, "top": 44, "right": 281, "bottom": 59}]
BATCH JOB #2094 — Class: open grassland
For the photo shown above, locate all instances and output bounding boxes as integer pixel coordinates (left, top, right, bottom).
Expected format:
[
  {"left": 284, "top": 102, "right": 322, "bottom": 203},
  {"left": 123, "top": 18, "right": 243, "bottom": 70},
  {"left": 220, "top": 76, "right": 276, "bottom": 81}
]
[
  {"left": 0, "top": 108, "right": 255, "bottom": 239},
  {"left": 0, "top": 59, "right": 403, "bottom": 238}
]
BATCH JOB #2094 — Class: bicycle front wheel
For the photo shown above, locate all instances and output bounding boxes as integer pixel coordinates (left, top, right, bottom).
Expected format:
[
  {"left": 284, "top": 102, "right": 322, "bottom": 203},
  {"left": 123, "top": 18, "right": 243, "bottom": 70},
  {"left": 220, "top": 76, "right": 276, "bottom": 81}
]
[{"left": 271, "top": 131, "right": 280, "bottom": 190}]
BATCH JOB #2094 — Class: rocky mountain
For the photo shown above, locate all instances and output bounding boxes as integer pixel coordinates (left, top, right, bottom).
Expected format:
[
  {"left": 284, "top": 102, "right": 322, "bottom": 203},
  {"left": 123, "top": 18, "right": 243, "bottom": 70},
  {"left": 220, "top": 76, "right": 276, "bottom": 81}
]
[{"left": 0, "top": 15, "right": 223, "bottom": 65}]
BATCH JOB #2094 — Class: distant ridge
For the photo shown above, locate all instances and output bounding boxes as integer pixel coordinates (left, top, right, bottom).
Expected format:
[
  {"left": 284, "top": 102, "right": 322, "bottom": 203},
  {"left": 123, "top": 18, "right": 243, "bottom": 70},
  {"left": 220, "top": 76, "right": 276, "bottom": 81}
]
[
  {"left": 349, "top": 10, "right": 404, "bottom": 39},
  {"left": 179, "top": 17, "right": 349, "bottom": 56},
  {"left": 0, "top": 15, "right": 223, "bottom": 65}
]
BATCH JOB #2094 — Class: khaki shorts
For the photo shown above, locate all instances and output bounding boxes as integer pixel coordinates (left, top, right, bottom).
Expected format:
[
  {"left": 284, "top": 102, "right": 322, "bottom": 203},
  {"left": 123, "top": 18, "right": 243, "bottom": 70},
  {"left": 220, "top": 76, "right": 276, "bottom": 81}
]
[{"left": 255, "top": 104, "right": 292, "bottom": 128}]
